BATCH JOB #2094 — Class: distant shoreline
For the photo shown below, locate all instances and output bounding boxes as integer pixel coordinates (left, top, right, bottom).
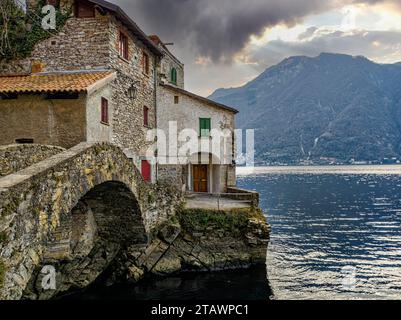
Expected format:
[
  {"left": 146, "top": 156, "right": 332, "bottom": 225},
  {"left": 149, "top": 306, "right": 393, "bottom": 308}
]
[{"left": 237, "top": 164, "right": 401, "bottom": 176}]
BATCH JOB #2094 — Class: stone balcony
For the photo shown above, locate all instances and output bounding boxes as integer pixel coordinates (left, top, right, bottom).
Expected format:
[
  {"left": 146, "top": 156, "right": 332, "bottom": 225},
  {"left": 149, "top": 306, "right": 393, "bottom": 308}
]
[{"left": 184, "top": 187, "right": 259, "bottom": 211}]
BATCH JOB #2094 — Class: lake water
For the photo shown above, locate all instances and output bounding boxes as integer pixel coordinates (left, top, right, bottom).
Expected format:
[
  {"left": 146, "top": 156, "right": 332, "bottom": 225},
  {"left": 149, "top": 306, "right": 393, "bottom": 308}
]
[
  {"left": 238, "top": 165, "right": 401, "bottom": 300},
  {"left": 66, "top": 165, "right": 401, "bottom": 300}
]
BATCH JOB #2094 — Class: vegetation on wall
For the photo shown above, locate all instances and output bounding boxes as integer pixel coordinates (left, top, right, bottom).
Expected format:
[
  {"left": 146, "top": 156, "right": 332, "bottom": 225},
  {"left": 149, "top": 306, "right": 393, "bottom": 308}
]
[
  {"left": 0, "top": 0, "right": 71, "bottom": 62},
  {"left": 178, "top": 208, "right": 264, "bottom": 237},
  {"left": 0, "top": 231, "right": 7, "bottom": 244},
  {"left": 0, "top": 259, "right": 5, "bottom": 290}
]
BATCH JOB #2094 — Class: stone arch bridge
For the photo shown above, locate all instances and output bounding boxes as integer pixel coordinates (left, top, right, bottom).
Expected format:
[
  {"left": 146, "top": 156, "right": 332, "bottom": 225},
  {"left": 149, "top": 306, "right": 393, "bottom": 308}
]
[{"left": 0, "top": 143, "right": 182, "bottom": 300}]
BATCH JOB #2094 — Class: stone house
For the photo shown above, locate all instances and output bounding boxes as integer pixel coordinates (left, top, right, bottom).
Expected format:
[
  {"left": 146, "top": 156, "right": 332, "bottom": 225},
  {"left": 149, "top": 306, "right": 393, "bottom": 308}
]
[
  {"left": 0, "top": 0, "right": 163, "bottom": 181},
  {"left": 0, "top": 71, "right": 116, "bottom": 148},
  {"left": 151, "top": 36, "right": 238, "bottom": 193},
  {"left": 0, "top": 0, "right": 238, "bottom": 191}
]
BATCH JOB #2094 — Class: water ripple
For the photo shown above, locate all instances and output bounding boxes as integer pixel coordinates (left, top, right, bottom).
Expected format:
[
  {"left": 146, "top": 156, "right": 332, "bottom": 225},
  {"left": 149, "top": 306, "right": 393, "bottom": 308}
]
[{"left": 238, "top": 169, "right": 401, "bottom": 300}]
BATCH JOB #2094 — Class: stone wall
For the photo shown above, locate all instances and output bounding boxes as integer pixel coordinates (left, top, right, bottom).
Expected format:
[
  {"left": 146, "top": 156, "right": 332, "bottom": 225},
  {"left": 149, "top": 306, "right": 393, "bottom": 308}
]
[
  {"left": 0, "top": 142, "right": 183, "bottom": 300},
  {"left": 157, "top": 45, "right": 185, "bottom": 89},
  {"left": 31, "top": 13, "right": 110, "bottom": 72},
  {"left": 157, "top": 164, "right": 185, "bottom": 188},
  {"left": 0, "top": 144, "right": 65, "bottom": 177},
  {"left": 0, "top": 94, "right": 87, "bottom": 148},
  {"left": 226, "top": 187, "right": 260, "bottom": 208},
  {"left": 5, "top": 2, "right": 110, "bottom": 74},
  {"left": 107, "top": 16, "right": 158, "bottom": 162}
]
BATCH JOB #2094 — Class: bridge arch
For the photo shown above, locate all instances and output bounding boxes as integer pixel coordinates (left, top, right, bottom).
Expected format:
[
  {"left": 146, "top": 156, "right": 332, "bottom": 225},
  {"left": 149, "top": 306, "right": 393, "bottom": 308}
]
[{"left": 0, "top": 142, "right": 182, "bottom": 300}]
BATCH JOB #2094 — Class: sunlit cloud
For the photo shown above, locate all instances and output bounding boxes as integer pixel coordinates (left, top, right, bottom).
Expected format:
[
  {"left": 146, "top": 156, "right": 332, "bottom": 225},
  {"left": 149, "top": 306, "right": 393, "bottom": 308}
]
[{"left": 195, "top": 56, "right": 212, "bottom": 66}]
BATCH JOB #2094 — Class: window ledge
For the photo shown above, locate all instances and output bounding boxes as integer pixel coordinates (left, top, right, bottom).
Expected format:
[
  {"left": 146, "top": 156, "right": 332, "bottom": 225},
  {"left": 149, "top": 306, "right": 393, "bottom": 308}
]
[
  {"left": 101, "top": 121, "right": 110, "bottom": 126},
  {"left": 118, "top": 55, "right": 130, "bottom": 63}
]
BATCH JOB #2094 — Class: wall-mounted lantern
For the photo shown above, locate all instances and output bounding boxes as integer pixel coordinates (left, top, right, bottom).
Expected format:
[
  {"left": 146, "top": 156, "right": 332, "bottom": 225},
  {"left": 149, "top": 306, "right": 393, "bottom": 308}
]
[{"left": 128, "top": 81, "right": 141, "bottom": 100}]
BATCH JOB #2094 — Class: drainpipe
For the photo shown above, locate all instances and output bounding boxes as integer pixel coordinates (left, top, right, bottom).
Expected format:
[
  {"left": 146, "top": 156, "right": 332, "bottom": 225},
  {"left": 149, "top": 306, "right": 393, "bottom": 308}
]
[{"left": 154, "top": 55, "right": 159, "bottom": 182}]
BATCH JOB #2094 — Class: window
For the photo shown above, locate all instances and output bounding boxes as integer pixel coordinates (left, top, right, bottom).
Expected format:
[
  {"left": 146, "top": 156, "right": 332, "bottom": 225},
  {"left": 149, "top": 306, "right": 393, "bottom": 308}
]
[
  {"left": 141, "top": 160, "right": 151, "bottom": 182},
  {"left": 101, "top": 97, "right": 109, "bottom": 124},
  {"left": 171, "top": 68, "right": 177, "bottom": 85},
  {"left": 0, "top": 93, "right": 18, "bottom": 100},
  {"left": 119, "top": 32, "right": 129, "bottom": 60},
  {"left": 143, "top": 106, "right": 149, "bottom": 127},
  {"left": 199, "top": 118, "right": 211, "bottom": 137},
  {"left": 15, "top": 138, "right": 34, "bottom": 144},
  {"left": 46, "top": 0, "right": 59, "bottom": 6},
  {"left": 174, "top": 95, "right": 179, "bottom": 104},
  {"left": 75, "top": 0, "right": 95, "bottom": 18},
  {"left": 143, "top": 52, "right": 150, "bottom": 75}
]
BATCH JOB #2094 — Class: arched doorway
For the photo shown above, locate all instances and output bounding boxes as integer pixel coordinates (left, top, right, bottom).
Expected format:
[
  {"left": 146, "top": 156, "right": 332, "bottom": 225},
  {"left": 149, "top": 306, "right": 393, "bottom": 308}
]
[{"left": 188, "top": 152, "right": 222, "bottom": 193}]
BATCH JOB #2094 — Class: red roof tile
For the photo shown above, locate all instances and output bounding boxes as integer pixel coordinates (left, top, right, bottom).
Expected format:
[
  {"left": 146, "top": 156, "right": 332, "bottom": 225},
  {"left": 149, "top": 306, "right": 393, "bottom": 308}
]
[{"left": 0, "top": 71, "right": 114, "bottom": 94}]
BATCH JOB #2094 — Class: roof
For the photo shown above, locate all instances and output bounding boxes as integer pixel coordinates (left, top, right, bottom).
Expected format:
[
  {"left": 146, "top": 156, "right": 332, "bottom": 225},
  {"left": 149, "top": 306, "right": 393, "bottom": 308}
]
[
  {"left": 160, "top": 84, "right": 239, "bottom": 114},
  {"left": 87, "top": 0, "right": 163, "bottom": 57},
  {"left": 0, "top": 71, "right": 115, "bottom": 94},
  {"left": 149, "top": 35, "right": 184, "bottom": 66}
]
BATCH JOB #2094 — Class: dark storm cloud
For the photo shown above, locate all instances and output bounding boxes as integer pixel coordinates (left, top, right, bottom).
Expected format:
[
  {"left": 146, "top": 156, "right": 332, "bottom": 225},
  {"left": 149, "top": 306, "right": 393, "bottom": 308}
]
[{"left": 111, "top": 0, "right": 396, "bottom": 63}]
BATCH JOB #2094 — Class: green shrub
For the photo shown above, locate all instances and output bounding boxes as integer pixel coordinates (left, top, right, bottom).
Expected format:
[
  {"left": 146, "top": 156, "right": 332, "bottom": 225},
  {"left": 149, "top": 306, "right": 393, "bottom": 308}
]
[
  {"left": 178, "top": 208, "right": 257, "bottom": 236},
  {"left": 0, "top": 231, "right": 7, "bottom": 244}
]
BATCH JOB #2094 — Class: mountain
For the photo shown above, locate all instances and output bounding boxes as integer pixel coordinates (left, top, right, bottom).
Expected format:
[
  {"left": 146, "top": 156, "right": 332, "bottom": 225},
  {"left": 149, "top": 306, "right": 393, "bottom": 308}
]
[{"left": 209, "top": 53, "right": 401, "bottom": 164}]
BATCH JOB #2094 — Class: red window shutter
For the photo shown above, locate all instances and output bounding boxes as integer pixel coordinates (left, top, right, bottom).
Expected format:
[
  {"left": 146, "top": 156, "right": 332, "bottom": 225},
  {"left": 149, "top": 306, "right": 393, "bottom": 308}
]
[
  {"left": 143, "top": 52, "right": 149, "bottom": 74},
  {"left": 46, "top": 0, "right": 58, "bottom": 6},
  {"left": 101, "top": 98, "right": 108, "bottom": 124},
  {"left": 75, "top": 0, "right": 95, "bottom": 18},
  {"left": 119, "top": 32, "right": 129, "bottom": 60},
  {"left": 141, "top": 160, "right": 151, "bottom": 182},
  {"left": 143, "top": 106, "right": 149, "bottom": 126},
  {"left": 124, "top": 36, "right": 129, "bottom": 60}
]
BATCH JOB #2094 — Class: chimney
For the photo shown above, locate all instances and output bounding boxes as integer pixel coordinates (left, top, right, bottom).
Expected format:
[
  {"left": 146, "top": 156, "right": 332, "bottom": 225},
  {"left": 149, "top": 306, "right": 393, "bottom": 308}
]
[{"left": 31, "top": 60, "right": 45, "bottom": 73}]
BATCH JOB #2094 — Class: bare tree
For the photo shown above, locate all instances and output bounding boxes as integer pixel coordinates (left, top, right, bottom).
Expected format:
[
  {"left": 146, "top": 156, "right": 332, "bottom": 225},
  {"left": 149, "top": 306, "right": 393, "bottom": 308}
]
[
  {"left": 0, "top": 0, "right": 12, "bottom": 55},
  {"left": 0, "top": 0, "right": 26, "bottom": 57}
]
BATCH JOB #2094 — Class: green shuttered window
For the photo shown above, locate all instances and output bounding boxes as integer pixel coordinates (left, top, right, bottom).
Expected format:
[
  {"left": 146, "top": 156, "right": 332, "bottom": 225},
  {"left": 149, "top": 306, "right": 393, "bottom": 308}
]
[
  {"left": 171, "top": 68, "right": 177, "bottom": 85},
  {"left": 200, "top": 118, "right": 211, "bottom": 137}
]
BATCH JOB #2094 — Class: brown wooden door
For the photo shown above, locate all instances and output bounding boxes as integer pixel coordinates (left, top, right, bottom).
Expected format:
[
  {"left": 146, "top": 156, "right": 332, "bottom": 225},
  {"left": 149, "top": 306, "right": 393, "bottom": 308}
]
[{"left": 193, "top": 165, "right": 208, "bottom": 193}]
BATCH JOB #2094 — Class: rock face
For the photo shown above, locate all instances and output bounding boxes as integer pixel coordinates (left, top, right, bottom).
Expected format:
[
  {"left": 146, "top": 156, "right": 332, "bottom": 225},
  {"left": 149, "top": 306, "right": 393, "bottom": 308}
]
[
  {"left": 123, "top": 208, "right": 270, "bottom": 281},
  {"left": 210, "top": 53, "right": 401, "bottom": 164}
]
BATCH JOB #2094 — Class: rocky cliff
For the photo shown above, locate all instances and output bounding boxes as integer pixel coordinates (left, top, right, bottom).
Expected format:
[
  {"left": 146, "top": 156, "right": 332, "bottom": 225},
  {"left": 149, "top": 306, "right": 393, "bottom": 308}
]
[
  {"left": 87, "top": 207, "right": 270, "bottom": 293},
  {"left": 129, "top": 208, "right": 270, "bottom": 277}
]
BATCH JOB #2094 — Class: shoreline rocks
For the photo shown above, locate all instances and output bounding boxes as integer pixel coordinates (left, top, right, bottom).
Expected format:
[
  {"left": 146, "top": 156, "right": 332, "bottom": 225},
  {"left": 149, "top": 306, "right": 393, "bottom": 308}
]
[{"left": 124, "top": 208, "right": 270, "bottom": 281}]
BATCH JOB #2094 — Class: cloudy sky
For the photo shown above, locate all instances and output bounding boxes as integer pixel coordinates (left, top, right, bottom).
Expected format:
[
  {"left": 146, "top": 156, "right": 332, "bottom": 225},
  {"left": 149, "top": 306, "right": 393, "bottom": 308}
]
[{"left": 111, "top": 0, "right": 401, "bottom": 96}]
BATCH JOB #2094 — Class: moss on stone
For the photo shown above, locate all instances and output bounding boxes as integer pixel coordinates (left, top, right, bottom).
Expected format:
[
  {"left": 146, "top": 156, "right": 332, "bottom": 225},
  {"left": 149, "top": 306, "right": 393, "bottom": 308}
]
[
  {"left": 1, "top": 199, "right": 18, "bottom": 218},
  {"left": 0, "top": 231, "right": 7, "bottom": 244},
  {"left": 178, "top": 208, "right": 263, "bottom": 237},
  {"left": 0, "top": 259, "right": 5, "bottom": 290}
]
